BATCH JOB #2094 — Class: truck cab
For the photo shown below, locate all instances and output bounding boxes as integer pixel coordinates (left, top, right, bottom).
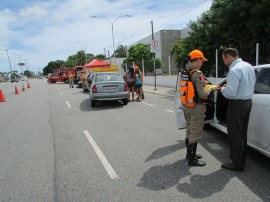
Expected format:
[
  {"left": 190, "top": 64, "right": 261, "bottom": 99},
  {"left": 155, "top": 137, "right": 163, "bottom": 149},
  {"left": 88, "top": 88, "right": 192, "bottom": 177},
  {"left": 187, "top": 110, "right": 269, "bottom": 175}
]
[
  {"left": 72, "top": 66, "right": 84, "bottom": 84},
  {"left": 48, "top": 67, "right": 70, "bottom": 84}
]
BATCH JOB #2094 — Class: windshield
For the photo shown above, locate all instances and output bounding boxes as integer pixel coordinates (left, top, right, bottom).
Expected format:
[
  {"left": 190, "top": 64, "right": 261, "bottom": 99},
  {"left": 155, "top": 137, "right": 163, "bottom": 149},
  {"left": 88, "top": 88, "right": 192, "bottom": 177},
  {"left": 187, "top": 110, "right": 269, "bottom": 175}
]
[{"left": 95, "top": 73, "right": 123, "bottom": 82}]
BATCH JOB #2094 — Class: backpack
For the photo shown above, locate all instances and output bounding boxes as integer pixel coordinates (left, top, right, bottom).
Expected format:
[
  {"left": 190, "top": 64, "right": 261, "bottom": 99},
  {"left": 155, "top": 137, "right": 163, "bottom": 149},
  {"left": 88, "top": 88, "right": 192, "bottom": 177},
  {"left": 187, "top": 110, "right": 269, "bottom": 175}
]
[
  {"left": 136, "top": 72, "right": 142, "bottom": 85},
  {"left": 127, "top": 72, "right": 134, "bottom": 82}
]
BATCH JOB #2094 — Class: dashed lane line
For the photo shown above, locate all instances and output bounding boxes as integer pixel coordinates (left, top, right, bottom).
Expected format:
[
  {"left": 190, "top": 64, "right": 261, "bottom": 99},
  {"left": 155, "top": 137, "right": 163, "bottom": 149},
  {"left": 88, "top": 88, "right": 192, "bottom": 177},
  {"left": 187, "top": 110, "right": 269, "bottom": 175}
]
[
  {"left": 83, "top": 130, "right": 119, "bottom": 180},
  {"left": 165, "top": 109, "right": 175, "bottom": 113},
  {"left": 141, "top": 102, "right": 155, "bottom": 107},
  {"left": 65, "top": 101, "right": 71, "bottom": 108},
  {"left": 142, "top": 102, "right": 175, "bottom": 114}
]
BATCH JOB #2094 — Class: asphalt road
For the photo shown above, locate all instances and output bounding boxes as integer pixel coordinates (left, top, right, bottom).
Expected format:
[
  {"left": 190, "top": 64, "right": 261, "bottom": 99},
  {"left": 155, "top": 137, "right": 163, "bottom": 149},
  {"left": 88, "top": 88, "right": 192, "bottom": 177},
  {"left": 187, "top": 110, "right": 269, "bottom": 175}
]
[{"left": 0, "top": 79, "right": 270, "bottom": 202}]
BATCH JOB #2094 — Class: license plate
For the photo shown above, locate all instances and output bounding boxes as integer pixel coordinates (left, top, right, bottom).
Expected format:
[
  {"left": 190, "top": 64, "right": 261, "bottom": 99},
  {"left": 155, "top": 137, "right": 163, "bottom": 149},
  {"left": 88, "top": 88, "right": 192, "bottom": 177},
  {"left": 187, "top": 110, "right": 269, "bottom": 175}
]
[{"left": 103, "top": 86, "right": 118, "bottom": 92}]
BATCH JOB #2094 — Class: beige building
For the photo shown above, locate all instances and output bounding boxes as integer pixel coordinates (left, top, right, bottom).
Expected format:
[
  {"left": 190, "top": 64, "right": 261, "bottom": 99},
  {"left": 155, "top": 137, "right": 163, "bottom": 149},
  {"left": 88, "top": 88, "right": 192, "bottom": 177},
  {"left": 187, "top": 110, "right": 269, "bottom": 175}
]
[{"left": 131, "top": 27, "right": 191, "bottom": 74}]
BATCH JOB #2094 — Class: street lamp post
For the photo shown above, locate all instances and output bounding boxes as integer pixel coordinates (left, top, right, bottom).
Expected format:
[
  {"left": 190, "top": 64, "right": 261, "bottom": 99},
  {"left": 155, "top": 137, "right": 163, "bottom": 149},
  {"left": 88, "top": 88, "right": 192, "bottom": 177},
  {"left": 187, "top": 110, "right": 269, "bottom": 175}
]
[
  {"left": 92, "top": 15, "right": 130, "bottom": 66},
  {"left": 16, "top": 54, "right": 23, "bottom": 74},
  {"left": 0, "top": 49, "right": 13, "bottom": 73},
  {"left": 25, "top": 59, "right": 29, "bottom": 71}
]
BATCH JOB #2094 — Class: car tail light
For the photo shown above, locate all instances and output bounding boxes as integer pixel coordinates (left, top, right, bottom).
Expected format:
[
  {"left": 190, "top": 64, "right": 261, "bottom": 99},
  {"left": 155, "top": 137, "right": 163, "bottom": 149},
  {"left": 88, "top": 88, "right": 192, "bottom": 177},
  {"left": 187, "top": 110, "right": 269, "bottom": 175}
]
[
  {"left": 124, "top": 83, "right": 129, "bottom": 92},
  {"left": 92, "top": 84, "right": 97, "bottom": 93}
]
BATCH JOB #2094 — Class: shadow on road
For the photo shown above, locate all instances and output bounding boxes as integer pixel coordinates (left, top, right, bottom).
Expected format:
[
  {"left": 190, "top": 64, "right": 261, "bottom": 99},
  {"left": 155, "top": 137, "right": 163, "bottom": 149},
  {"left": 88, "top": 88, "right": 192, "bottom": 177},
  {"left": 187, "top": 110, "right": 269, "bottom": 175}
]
[
  {"left": 138, "top": 127, "right": 270, "bottom": 200},
  {"left": 79, "top": 99, "right": 125, "bottom": 112},
  {"left": 145, "top": 141, "right": 184, "bottom": 162},
  {"left": 137, "top": 159, "right": 191, "bottom": 191}
]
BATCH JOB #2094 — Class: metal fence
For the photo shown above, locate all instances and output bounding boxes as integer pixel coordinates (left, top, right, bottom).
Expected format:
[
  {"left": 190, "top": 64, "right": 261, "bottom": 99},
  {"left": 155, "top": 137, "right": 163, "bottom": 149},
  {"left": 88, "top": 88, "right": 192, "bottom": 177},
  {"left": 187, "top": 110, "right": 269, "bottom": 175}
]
[{"left": 202, "top": 42, "right": 270, "bottom": 77}]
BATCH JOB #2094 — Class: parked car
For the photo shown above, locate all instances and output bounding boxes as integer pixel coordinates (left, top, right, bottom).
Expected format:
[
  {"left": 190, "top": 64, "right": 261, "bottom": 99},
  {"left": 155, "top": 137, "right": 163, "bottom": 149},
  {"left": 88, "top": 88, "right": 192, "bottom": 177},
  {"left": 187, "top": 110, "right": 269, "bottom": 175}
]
[
  {"left": 175, "top": 64, "right": 270, "bottom": 158},
  {"left": 21, "top": 76, "right": 28, "bottom": 81},
  {"left": 89, "top": 72, "right": 129, "bottom": 107},
  {"left": 10, "top": 76, "right": 19, "bottom": 83}
]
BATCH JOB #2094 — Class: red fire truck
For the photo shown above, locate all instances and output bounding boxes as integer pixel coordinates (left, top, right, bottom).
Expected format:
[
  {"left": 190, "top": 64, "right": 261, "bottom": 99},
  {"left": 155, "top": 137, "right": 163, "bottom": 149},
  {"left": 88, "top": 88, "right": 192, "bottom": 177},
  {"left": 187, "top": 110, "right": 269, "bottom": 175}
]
[{"left": 47, "top": 67, "right": 70, "bottom": 84}]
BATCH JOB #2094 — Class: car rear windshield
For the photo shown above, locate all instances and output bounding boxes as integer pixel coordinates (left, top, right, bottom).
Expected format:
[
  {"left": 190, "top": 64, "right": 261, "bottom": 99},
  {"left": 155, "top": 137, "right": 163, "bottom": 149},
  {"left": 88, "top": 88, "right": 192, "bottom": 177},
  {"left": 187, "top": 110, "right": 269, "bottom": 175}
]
[{"left": 95, "top": 73, "right": 123, "bottom": 82}]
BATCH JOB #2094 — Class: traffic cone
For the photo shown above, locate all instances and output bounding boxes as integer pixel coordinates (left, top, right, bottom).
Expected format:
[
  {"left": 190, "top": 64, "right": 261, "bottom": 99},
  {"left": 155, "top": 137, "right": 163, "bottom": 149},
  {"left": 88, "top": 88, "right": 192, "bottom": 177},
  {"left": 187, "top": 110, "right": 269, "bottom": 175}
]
[
  {"left": 27, "top": 82, "right": 31, "bottom": 88},
  {"left": 22, "top": 84, "right": 26, "bottom": 92},
  {"left": 15, "top": 86, "right": 19, "bottom": 95},
  {"left": 0, "top": 89, "right": 6, "bottom": 102}
]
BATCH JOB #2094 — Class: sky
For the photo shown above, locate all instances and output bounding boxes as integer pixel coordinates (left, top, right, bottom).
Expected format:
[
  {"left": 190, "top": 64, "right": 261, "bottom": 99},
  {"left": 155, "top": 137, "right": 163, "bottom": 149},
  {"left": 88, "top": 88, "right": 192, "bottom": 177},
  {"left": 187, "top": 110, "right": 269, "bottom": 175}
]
[{"left": 0, "top": 0, "right": 212, "bottom": 73}]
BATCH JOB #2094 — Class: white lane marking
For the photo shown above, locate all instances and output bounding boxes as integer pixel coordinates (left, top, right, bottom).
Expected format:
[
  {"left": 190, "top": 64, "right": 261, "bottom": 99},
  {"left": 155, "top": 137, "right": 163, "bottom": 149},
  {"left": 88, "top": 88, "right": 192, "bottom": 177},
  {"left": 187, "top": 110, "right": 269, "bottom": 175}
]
[
  {"left": 83, "top": 130, "right": 119, "bottom": 180},
  {"left": 141, "top": 102, "right": 155, "bottom": 107},
  {"left": 166, "top": 109, "right": 175, "bottom": 113},
  {"left": 60, "top": 92, "right": 63, "bottom": 95},
  {"left": 58, "top": 87, "right": 60, "bottom": 90},
  {"left": 65, "top": 101, "right": 71, "bottom": 108}
]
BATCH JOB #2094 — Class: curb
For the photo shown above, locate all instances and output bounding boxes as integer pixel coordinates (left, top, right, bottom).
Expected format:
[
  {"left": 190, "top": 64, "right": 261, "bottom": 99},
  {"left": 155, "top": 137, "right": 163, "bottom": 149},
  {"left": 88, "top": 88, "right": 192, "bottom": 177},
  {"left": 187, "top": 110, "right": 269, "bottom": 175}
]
[{"left": 143, "top": 89, "right": 175, "bottom": 98}]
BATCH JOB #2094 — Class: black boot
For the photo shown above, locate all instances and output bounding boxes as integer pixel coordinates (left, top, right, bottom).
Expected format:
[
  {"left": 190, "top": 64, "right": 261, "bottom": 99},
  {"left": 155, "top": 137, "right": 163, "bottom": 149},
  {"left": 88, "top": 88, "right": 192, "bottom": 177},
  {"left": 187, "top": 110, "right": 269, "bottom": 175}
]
[
  {"left": 187, "top": 143, "right": 206, "bottom": 167},
  {"left": 185, "top": 138, "right": 202, "bottom": 159}
]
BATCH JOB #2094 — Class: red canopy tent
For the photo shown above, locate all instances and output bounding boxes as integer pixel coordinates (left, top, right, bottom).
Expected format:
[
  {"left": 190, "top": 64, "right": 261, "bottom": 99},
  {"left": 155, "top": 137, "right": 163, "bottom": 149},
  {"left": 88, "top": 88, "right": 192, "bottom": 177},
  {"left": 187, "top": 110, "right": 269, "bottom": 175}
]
[{"left": 84, "top": 59, "right": 110, "bottom": 68}]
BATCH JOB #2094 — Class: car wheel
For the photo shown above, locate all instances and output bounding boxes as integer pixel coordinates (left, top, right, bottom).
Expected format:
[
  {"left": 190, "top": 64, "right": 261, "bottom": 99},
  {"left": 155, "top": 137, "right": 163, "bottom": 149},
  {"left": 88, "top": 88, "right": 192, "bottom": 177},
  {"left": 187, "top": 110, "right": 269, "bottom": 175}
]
[
  {"left": 91, "top": 99, "right": 96, "bottom": 107},
  {"left": 122, "top": 98, "right": 128, "bottom": 105}
]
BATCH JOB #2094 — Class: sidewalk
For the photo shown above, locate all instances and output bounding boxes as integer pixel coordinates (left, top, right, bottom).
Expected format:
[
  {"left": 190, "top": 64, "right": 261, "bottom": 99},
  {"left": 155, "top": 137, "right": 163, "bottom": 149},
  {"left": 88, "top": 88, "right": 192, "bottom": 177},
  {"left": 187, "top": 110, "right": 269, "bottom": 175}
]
[{"left": 143, "top": 84, "right": 175, "bottom": 97}]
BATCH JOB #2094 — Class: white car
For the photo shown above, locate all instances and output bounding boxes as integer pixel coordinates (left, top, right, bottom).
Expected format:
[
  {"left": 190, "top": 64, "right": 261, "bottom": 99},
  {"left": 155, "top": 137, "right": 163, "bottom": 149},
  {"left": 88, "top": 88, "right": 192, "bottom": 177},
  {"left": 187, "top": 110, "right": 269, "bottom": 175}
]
[
  {"left": 21, "top": 76, "right": 28, "bottom": 81},
  {"left": 175, "top": 64, "right": 270, "bottom": 158}
]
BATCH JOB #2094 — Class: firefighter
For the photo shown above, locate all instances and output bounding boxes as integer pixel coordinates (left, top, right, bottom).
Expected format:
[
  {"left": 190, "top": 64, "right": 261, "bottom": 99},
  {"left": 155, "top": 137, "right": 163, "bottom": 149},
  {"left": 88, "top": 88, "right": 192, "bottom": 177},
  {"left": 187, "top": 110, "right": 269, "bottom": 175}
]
[
  {"left": 179, "top": 50, "right": 216, "bottom": 167},
  {"left": 68, "top": 72, "right": 74, "bottom": 88},
  {"left": 80, "top": 70, "right": 87, "bottom": 92}
]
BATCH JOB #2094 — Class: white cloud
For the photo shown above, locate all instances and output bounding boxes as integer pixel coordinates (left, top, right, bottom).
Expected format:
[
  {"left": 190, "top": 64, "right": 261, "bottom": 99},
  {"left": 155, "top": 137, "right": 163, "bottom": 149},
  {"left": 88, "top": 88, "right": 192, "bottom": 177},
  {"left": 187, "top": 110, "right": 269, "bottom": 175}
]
[{"left": 0, "top": 0, "right": 212, "bottom": 73}]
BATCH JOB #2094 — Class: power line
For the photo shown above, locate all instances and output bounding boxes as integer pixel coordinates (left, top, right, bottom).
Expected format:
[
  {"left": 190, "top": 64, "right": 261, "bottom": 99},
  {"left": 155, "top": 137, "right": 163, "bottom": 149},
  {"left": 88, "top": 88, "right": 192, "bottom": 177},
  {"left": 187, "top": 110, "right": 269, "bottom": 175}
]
[{"left": 114, "top": 0, "right": 208, "bottom": 47}]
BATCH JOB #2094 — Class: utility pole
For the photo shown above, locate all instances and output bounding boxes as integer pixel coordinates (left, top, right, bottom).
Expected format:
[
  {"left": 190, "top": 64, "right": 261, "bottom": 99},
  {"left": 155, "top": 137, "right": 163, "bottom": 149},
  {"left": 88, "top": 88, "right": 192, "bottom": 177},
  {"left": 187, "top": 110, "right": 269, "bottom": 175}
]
[
  {"left": 25, "top": 59, "right": 29, "bottom": 70},
  {"left": 1, "top": 49, "right": 12, "bottom": 73},
  {"left": 104, "top": 48, "right": 107, "bottom": 59},
  {"left": 151, "top": 20, "right": 157, "bottom": 90}
]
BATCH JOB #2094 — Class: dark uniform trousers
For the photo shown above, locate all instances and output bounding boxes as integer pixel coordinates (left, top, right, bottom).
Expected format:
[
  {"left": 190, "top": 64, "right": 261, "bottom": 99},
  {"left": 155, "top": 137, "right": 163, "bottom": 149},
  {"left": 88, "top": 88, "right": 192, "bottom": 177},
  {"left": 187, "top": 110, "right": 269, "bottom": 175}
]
[{"left": 227, "top": 99, "right": 252, "bottom": 169}]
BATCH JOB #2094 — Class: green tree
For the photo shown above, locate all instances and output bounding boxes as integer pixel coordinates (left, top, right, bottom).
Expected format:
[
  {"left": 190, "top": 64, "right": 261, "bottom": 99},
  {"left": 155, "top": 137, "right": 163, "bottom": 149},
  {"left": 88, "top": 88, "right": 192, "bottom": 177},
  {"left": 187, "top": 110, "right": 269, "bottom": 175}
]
[
  {"left": 95, "top": 54, "right": 106, "bottom": 60},
  {"left": 24, "top": 70, "right": 31, "bottom": 77},
  {"left": 43, "top": 60, "right": 65, "bottom": 75},
  {"left": 171, "top": 0, "right": 270, "bottom": 76},
  {"left": 65, "top": 50, "right": 86, "bottom": 67},
  {"left": 114, "top": 45, "right": 127, "bottom": 58},
  {"left": 124, "top": 43, "right": 152, "bottom": 71}
]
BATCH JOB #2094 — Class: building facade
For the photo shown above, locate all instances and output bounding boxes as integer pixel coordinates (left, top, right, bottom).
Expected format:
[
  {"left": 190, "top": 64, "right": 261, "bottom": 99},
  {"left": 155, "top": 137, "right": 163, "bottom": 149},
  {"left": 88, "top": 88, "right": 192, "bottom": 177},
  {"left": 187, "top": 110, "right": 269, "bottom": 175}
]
[{"left": 131, "top": 27, "right": 191, "bottom": 74}]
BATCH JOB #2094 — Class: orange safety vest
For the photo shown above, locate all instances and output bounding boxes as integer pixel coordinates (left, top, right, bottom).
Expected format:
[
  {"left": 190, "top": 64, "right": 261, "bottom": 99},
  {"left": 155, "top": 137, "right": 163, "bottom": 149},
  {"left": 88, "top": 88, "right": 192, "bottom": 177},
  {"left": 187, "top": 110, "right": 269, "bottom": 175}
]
[{"left": 179, "top": 69, "right": 199, "bottom": 108}]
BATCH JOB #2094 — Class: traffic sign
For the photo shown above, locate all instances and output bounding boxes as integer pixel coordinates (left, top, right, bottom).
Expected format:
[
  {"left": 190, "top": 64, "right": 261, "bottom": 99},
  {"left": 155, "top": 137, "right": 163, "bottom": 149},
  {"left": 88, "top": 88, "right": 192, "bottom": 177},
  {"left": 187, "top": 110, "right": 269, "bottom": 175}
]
[{"left": 151, "top": 40, "right": 159, "bottom": 53}]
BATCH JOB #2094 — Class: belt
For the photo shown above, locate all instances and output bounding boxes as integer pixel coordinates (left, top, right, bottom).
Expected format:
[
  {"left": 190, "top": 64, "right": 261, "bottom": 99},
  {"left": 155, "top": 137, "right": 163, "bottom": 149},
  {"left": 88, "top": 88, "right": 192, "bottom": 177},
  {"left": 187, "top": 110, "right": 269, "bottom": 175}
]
[{"left": 229, "top": 99, "right": 251, "bottom": 102}]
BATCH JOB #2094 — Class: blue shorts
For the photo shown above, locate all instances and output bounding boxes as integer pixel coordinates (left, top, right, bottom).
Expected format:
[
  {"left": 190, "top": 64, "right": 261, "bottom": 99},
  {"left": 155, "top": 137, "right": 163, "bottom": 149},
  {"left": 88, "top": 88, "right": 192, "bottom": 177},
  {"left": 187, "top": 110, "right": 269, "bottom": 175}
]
[{"left": 135, "top": 84, "right": 142, "bottom": 88}]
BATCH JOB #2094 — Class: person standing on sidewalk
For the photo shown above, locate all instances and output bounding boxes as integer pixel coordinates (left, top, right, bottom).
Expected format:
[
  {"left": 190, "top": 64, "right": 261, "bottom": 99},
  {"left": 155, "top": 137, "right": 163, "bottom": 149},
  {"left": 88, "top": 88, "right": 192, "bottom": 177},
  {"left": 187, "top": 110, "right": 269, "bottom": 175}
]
[
  {"left": 134, "top": 66, "right": 143, "bottom": 101},
  {"left": 220, "top": 48, "right": 256, "bottom": 171},
  {"left": 126, "top": 67, "right": 136, "bottom": 101},
  {"left": 180, "top": 49, "right": 214, "bottom": 167}
]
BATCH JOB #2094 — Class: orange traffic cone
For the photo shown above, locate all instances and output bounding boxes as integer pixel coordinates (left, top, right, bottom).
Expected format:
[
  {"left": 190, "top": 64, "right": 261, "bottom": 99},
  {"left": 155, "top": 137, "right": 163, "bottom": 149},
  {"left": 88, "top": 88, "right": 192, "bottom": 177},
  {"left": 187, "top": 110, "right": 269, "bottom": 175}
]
[
  {"left": 22, "top": 84, "right": 26, "bottom": 92},
  {"left": 15, "top": 86, "right": 19, "bottom": 95},
  {"left": 27, "top": 82, "right": 31, "bottom": 88},
  {"left": 0, "top": 89, "right": 6, "bottom": 102}
]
